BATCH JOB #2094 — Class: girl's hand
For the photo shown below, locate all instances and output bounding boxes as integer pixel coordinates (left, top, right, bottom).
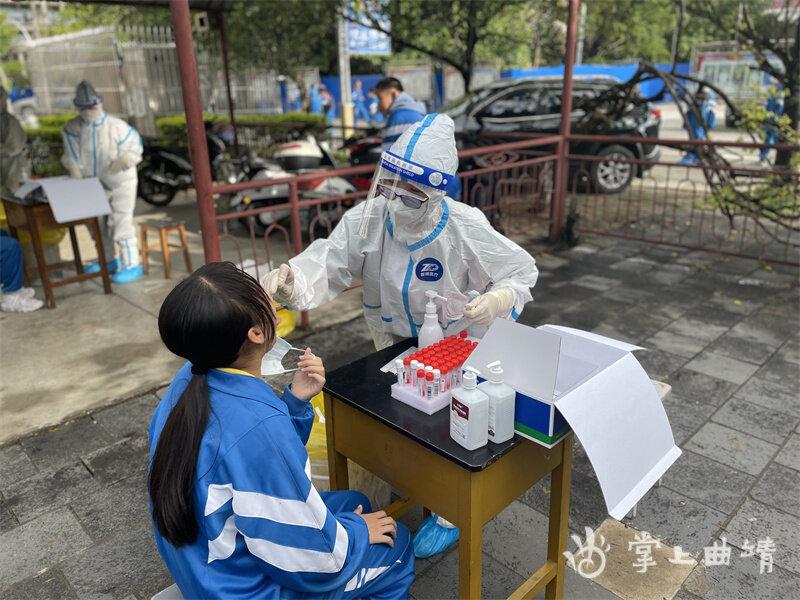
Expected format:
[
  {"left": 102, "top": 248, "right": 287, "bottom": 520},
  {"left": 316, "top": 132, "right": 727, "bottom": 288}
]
[
  {"left": 354, "top": 505, "right": 397, "bottom": 547},
  {"left": 290, "top": 348, "right": 325, "bottom": 401}
]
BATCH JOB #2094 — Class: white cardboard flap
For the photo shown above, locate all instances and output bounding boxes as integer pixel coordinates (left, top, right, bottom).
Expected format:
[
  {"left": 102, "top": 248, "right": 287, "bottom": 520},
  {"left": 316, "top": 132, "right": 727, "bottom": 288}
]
[
  {"left": 554, "top": 352, "right": 681, "bottom": 519},
  {"left": 539, "top": 324, "right": 645, "bottom": 353},
  {"left": 15, "top": 177, "right": 110, "bottom": 223},
  {"left": 465, "top": 318, "right": 561, "bottom": 403}
]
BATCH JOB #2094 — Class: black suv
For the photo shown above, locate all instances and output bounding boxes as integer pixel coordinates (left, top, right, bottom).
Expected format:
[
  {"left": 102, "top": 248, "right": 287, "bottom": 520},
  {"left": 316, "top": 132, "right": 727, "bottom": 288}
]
[{"left": 445, "top": 76, "right": 661, "bottom": 193}]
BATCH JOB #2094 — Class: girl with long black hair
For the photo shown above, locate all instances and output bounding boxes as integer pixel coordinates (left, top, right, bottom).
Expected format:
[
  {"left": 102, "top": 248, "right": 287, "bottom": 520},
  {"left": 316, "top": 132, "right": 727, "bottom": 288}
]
[{"left": 148, "top": 262, "right": 414, "bottom": 598}]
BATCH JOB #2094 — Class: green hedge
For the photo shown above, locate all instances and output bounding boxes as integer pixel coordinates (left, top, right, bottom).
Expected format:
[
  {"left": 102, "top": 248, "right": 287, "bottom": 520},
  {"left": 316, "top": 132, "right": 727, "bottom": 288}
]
[
  {"left": 23, "top": 125, "right": 66, "bottom": 177},
  {"left": 155, "top": 112, "right": 327, "bottom": 146}
]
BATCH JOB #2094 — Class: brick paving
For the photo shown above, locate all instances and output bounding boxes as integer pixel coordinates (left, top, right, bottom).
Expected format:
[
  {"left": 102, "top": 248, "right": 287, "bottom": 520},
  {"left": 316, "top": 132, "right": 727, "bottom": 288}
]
[{"left": 1, "top": 234, "right": 798, "bottom": 599}]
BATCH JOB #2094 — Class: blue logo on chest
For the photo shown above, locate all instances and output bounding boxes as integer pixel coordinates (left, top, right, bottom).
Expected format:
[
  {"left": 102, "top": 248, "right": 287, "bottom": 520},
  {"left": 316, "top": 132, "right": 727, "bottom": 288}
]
[{"left": 415, "top": 258, "right": 443, "bottom": 282}]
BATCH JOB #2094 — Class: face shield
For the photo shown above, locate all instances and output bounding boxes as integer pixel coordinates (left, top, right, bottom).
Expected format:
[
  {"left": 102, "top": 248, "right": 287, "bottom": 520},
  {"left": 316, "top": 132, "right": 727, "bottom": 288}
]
[{"left": 358, "top": 150, "right": 454, "bottom": 238}]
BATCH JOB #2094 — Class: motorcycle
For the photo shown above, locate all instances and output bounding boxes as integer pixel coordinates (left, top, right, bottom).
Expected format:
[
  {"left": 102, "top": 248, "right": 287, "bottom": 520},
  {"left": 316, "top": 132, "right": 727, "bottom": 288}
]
[
  {"left": 137, "top": 122, "right": 233, "bottom": 207},
  {"left": 229, "top": 135, "right": 356, "bottom": 239},
  {"left": 343, "top": 131, "right": 383, "bottom": 192}
]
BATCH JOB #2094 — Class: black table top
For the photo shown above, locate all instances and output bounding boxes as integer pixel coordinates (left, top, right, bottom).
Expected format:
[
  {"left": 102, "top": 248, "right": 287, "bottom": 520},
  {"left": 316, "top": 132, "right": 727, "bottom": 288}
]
[{"left": 324, "top": 339, "right": 524, "bottom": 472}]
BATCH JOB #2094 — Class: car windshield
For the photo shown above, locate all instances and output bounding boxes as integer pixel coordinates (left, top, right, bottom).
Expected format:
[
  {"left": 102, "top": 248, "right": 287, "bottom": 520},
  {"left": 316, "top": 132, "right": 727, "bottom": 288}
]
[{"left": 441, "top": 86, "right": 496, "bottom": 115}]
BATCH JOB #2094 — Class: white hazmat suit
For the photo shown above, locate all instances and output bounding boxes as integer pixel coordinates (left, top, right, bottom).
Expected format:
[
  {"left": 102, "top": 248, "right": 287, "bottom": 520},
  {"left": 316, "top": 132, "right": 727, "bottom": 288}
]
[
  {"left": 61, "top": 81, "right": 143, "bottom": 281},
  {"left": 265, "top": 113, "right": 538, "bottom": 349}
]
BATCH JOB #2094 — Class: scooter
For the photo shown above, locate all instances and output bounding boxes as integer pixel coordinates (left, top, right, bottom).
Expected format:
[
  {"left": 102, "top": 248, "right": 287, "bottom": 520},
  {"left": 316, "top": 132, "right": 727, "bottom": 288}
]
[
  {"left": 229, "top": 135, "right": 356, "bottom": 239},
  {"left": 343, "top": 132, "right": 383, "bottom": 192},
  {"left": 137, "top": 123, "right": 235, "bottom": 206}
]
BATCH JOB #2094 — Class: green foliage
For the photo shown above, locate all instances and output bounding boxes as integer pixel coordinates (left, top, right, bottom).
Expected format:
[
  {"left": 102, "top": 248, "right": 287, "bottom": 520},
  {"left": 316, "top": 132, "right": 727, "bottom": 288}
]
[
  {"left": 37, "top": 114, "right": 77, "bottom": 127},
  {"left": 22, "top": 125, "right": 66, "bottom": 177},
  {"left": 362, "top": 0, "right": 533, "bottom": 89},
  {"left": 44, "top": 3, "right": 169, "bottom": 34},
  {"left": 2, "top": 60, "right": 29, "bottom": 88},
  {"left": 224, "top": 0, "right": 339, "bottom": 83},
  {"left": 155, "top": 112, "right": 327, "bottom": 146},
  {"left": 0, "top": 12, "right": 16, "bottom": 56}
]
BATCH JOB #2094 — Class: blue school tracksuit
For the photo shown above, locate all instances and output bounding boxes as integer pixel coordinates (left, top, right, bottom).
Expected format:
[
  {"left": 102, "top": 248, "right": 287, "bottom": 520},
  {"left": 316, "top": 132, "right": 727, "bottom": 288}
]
[{"left": 149, "top": 364, "right": 415, "bottom": 599}]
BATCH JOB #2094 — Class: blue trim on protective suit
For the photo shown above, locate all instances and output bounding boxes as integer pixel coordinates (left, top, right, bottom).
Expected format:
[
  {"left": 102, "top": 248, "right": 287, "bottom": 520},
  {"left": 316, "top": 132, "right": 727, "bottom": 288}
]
[
  {"left": 402, "top": 257, "right": 417, "bottom": 337},
  {"left": 511, "top": 308, "right": 520, "bottom": 320},
  {"left": 381, "top": 316, "right": 393, "bottom": 323},
  {"left": 408, "top": 201, "right": 449, "bottom": 251},
  {"left": 117, "top": 126, "right": 135, "bottom": 146},
  {"left": 363, "top": 302, "right": 381, "bottom": 309},
  {"left": 385, "top": 215, "right": 394, "bottom": 239},
  {"left": 404, "top": 113, "right": 437, "bottom": 160}
]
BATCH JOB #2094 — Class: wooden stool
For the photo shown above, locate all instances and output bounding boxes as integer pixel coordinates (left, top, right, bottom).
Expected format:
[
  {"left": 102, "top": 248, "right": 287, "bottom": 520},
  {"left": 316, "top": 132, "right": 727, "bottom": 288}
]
[
  {"left": 1, "top": 197, "right": 113, "bottom": 309},
  {"left": 140, "top": 221, "right": 192, "bottom": 279}
]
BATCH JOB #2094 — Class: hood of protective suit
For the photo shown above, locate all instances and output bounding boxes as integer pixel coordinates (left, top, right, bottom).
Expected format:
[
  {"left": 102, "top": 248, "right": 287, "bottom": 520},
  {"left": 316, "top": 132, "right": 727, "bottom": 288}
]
[
  {"left": 74, "top": 80, "right": 103, "bottom": 108},
  {"left": 390, "top": 92, "right": 427, "bottom": 116},
  {"left": 384, "top": 113, "right": 458, "bottom": 243}
]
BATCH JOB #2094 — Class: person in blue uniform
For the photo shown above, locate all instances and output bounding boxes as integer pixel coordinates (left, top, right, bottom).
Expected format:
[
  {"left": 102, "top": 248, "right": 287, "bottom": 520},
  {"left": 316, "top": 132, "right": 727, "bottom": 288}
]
[
  {"left": 353, "top": 79, "right": 372, "bottom": 126},
  {"left": 680, "top": 90, "right": 717, "bottom": 166},
  {"left": 149, "top": 262, "right": 415, "bottom": 598},
  {"left": 759, "top": 92, "right": 784, "bottom": 164},
  {"left": 373, "top": 77, "right": 461, "bottom": 199}
]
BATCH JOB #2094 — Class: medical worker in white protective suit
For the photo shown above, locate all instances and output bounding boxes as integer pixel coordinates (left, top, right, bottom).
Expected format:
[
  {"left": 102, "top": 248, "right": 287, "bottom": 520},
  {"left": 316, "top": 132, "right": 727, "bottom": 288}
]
[
  {"left": 263, "top": 113, "right": 538, "bottom": 350},
  {"left": 61, "top": 81, "right": 144, "bottom": 284}
]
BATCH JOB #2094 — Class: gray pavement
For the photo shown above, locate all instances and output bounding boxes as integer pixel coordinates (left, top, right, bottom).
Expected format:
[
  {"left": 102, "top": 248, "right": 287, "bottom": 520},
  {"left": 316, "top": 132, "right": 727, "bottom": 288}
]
[{"left": 1, "top": 233, "right": 798, "bottom": 599}]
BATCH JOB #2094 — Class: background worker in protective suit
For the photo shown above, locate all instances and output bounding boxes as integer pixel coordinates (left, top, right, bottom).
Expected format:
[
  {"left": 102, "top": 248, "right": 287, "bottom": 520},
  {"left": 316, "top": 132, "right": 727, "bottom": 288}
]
[
  {"left": 264, "top": 112, "right": 538, "bottom": 351},
  {"left": 61, "top": 81, "right": 144, "bottom": 284},
  {"left": 264, "top": 112, "right": 538, "bottom": 558},
  {"left": 0, "top": 85, "right": 28, "bottom": 198}
]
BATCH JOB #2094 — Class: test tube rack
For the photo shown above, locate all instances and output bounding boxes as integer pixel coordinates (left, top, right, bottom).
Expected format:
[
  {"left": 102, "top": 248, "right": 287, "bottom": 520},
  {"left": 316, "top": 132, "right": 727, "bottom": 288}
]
[
  {"left": 389, "top": 332, "right": 479, "bottom": 415},
  {"left": 390, "top": 383, "right": 451, "bottom": 415}
]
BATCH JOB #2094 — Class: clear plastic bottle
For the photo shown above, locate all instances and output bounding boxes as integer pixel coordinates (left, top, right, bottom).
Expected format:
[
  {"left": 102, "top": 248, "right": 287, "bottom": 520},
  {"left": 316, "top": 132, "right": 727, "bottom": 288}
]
[
  {"left": 450, "top": 367, "right": 489, "bottom": 450},
  {"left": 418, "top": 291, "right": 444, "bottom": 349},
  {"left": 478, "top": 361, "right": 516, "bottom": 444}
]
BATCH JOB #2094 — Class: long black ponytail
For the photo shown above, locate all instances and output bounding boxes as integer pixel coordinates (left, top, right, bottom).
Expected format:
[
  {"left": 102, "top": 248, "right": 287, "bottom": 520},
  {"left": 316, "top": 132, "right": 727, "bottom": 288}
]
[{"left": 149, "top": 261, "right": 275, "bottom": 546}]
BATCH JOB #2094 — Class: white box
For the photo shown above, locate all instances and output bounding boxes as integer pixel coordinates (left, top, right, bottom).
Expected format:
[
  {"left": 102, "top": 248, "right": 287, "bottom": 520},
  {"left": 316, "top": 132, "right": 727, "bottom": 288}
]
[{"left": 464, "top": 320, "right": 681, "bottom": 520}]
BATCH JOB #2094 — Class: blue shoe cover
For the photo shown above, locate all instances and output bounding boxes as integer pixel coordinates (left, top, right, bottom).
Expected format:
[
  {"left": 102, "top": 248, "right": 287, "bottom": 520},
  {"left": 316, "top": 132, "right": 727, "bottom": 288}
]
[
  {"left": 112, "top": 265, "right": 144, "bottom": 284},
  {"left": 413, "top": 515, "right": 459, "bottom": 558},
  {"left": 85, "top": 258, "right": 120, "bottom": 274}
]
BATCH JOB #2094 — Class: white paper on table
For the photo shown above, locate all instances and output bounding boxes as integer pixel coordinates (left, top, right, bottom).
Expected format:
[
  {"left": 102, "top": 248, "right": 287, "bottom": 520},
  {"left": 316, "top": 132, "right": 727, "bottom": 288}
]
[
  {"left": 14, "top": 177, "right": 110, "bottom": 223},
  {"left": 379, "top": 347, "right": 418, "bottom": 374},
  {"left": 553, "top": 352, "right": 681, "bottom": 520}
]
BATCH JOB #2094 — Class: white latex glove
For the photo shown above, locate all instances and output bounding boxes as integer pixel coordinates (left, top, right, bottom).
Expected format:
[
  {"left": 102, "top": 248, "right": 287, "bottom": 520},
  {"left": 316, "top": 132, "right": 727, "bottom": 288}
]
[
  {"left": 67, "top": 164, "right": 83, "bottom": 179},
  {"left": 463, "top": 288, "right": 515, "bottom": 326},
  {"left": 109, "top": 155, "right": 133, "bottom": 174},
  {"left": 263, "top": 263, "right": 297, "bottom": 305}
]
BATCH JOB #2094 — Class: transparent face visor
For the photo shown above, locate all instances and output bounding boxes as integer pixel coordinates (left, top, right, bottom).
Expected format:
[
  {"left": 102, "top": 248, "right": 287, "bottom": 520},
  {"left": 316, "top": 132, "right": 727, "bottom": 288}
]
[{"left": 358, "top": 151, "right": 453, "bottom": 239}]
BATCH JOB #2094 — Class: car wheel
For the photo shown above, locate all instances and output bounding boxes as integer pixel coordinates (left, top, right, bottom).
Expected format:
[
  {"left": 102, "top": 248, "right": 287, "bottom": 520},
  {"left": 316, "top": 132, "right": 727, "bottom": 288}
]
[{"left": 591, "top": 145, "right": 635, "bottom": 194}]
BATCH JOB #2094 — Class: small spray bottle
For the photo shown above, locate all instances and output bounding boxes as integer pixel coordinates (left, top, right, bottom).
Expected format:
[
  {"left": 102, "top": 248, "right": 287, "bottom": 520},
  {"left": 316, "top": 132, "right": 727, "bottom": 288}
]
[{"left": 418, "top": 290, "right": 444, "bottom": 349}]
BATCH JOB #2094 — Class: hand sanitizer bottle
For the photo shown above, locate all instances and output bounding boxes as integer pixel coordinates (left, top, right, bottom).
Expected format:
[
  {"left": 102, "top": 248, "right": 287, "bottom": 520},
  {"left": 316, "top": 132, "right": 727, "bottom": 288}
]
[
  {"left": 450, "top": 367, "right": 489, "bottom": 450},
  {"left": 418, "top": 290, "right": 444, "bottom": 349},
  {"left": 478, "top": 361, "right": 515, "bottom": 444}
]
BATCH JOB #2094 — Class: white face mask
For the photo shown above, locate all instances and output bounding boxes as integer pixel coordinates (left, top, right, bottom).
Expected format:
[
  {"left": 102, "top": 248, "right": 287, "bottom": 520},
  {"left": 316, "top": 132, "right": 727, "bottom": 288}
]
[
  {"left": 80, "top": 106, "right": 104, "bottom": 124},
  {"left": 261, "top": 337, "right": 305, "bottom": 376}
]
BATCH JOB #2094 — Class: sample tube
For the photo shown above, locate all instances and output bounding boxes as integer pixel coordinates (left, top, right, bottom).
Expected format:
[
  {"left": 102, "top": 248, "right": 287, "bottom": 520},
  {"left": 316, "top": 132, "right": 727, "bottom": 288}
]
[
  {"left": 411, "top": 361, "right": 420, "bottom": 386},
  {"left": 432, "top": 369, "right": 441, "bottom": 396},
  {"left": 395, "top": 359, "right": 404, "bottom": 386},
  {"left": 417, "top": 369, "right": 426, "bottom": 398},
  {"left": 426, "top": 372, "right": 434, "bottom": 399}
]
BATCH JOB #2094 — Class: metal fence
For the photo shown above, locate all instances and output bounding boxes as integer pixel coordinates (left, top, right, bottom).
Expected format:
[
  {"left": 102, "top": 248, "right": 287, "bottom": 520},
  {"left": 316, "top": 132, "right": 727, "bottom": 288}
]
[{"left": 566, "top": 135, "right": 800, "bottom": 265}]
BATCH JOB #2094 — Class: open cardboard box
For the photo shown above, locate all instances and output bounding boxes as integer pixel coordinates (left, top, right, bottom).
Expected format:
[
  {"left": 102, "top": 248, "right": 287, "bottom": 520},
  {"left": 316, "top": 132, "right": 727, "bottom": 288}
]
[{"left": 464, "top": 320, "right": 681, "bottom": 520}]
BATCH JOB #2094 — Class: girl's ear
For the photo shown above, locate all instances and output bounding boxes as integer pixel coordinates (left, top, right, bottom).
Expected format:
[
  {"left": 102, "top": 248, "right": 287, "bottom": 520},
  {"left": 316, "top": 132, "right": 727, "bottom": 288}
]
[{"left": 247, "top": 326, "right": 266, "bottom": 345}]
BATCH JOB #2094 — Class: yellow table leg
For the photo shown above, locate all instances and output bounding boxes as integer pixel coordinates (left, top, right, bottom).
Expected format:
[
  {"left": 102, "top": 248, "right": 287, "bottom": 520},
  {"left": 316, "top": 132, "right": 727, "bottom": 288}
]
[
  {"left": 546, "top": 434, "right": 573, "bottom": 600},
  {"left": 324, "top": 392, "right": 349, "bottom": 491},
  {"left": 458, "top": 471, "right": 484, "bottom": 600}
]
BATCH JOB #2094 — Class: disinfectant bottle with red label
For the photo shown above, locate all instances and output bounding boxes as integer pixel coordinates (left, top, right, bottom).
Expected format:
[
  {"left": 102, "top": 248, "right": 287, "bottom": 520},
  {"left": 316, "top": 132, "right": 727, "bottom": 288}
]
[{"left": 450, "top": 366, "right": 489, "bottom": 451}]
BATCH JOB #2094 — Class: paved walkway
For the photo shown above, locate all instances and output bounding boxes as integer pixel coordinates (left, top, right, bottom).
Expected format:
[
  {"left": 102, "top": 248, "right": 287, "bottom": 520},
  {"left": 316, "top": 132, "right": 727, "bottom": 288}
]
[{"left": 1, "top": 234, "right": 798, "bottom": 599}]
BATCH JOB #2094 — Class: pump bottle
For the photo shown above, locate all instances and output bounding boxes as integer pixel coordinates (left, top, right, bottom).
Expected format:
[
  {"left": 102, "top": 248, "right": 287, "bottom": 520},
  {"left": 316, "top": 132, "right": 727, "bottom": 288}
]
[
  {"left": 418, "top": 290, "right": 444, "bottom": 349},
  {"left": 450, "top": 366, "right": 489, "bottom": 450},
  {"left": 478, "top": 361, "right": 516, "bottom": 444}
]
